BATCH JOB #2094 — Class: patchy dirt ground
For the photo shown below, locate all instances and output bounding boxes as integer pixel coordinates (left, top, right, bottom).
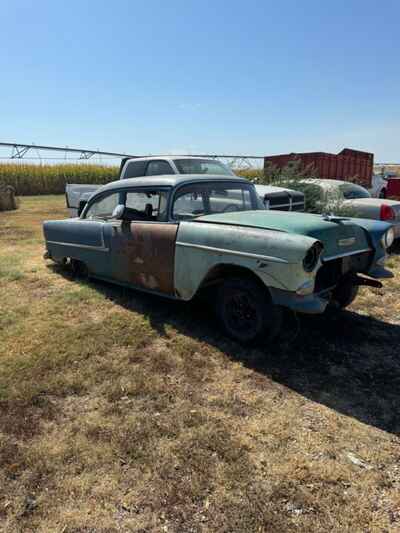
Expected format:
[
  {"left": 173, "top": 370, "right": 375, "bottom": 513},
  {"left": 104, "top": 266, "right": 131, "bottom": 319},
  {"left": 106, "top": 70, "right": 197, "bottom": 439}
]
[{"left": 0, "top": 196, "right": 400, "bottom": 532}]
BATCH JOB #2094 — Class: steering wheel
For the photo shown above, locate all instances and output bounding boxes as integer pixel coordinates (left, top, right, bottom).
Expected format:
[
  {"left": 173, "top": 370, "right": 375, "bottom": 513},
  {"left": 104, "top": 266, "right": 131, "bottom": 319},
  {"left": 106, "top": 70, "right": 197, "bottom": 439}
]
[{"left": 222, "top": 204, "right": 240, "bottom": 213}]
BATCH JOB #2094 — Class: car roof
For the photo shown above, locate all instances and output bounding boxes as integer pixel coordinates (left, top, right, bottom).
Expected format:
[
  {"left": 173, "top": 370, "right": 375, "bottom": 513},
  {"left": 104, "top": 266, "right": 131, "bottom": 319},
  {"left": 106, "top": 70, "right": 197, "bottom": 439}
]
[
  {"left": 96, "top": 174, "right": 250, "bottom": 194},
  {"left": 302, "top": 178, "right": 365, "bottom": 188},
  {"left": 124, "top": 155, "right": 222, "bottom": 162}
]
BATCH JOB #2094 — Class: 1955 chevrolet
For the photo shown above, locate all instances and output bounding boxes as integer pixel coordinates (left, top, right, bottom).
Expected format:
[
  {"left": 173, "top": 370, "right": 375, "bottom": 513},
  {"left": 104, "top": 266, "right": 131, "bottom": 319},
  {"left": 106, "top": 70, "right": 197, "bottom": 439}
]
[{"left": 43, "top": 174, "right": 394, "bottom": 344}]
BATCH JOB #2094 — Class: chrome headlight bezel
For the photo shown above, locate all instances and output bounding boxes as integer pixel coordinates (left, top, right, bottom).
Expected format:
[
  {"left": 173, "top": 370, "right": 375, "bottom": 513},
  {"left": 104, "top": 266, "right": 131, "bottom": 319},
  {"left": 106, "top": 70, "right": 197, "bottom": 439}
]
[
  {"left": 303, "top": 242, "right": 323, "bottom": 272},
  {"left": 381, "top": 227, "right": 395, "bottom": 249}
]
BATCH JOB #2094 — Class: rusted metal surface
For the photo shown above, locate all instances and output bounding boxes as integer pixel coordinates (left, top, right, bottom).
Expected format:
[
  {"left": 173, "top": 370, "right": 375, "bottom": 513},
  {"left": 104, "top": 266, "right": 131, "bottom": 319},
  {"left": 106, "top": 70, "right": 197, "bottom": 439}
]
[
  {"left": 264, "top": 148, "right": 374, "bottom": 188},
  {"left": 111, "top": 223, "right": 178, "bottom": 294}
]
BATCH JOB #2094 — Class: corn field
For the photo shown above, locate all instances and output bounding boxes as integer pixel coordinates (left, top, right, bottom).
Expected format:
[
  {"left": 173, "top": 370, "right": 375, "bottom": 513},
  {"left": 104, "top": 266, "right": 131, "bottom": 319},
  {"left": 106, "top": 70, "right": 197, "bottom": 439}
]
[{"left": 0, "top": 163, "right": 119, "bottom": 195}]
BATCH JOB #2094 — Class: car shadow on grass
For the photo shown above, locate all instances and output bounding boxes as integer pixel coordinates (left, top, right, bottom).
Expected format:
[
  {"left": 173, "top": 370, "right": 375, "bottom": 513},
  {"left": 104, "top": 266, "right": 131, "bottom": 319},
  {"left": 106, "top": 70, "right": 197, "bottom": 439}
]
[{"left": 51, "top": 264, "right": 400, "bottom": 436}]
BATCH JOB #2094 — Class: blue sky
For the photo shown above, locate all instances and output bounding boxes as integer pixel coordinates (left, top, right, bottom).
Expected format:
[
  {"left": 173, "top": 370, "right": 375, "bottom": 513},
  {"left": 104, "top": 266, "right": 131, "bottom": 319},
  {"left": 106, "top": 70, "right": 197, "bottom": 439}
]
[{"left": 0, "top": 0, "right": 399, "bottom": 162}]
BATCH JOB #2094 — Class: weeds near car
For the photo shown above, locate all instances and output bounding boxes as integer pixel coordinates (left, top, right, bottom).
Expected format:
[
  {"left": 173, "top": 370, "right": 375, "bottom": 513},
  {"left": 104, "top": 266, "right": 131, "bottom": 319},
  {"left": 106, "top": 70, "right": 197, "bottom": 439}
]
[
  {"left": 236, "top": 162, "right": 358, "bottom": 215},
  {"left": 0, "top": 196, "right": 400, "bottom": 531}
]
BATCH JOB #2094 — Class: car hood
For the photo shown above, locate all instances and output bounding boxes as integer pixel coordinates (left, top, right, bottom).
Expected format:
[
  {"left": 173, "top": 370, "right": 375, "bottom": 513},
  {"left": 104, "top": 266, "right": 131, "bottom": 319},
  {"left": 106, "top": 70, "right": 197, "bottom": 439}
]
[{"left": 196, "top": 210, "right": 372, "bottom": 259}]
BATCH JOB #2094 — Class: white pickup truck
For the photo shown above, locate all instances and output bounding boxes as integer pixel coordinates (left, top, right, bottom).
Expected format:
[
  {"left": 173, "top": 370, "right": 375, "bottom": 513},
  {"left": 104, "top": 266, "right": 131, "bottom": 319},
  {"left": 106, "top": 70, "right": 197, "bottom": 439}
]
[{"left": 66, "top": 156, "right": 305, "bottom": 216}]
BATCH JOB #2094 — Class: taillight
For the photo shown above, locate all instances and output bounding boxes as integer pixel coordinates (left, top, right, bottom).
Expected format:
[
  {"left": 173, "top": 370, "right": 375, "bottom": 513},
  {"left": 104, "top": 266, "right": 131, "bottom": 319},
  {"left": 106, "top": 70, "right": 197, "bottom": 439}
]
[{"left": 380, "top": 204, "right": 395, "bottom": 221}]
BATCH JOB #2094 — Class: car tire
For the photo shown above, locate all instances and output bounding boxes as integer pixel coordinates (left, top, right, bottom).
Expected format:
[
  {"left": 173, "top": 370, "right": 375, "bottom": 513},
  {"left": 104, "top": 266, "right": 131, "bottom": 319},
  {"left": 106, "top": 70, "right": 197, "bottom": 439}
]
[
  {"left": 70, "top": 259, "right": 89, "bottom": 278},
  {"left": 379, "top": 189, "right": 386, "bottom": 199},
  {"left": 216, "top": 277, "right": 282, "bottom": 344},
  {"left": 331, "top": 280, "right": 359, "bottom": 309}
]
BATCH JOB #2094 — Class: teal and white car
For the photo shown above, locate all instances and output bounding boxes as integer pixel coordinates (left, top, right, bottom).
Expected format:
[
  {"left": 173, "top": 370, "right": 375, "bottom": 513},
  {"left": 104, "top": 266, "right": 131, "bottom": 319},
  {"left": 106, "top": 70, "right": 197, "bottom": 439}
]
[{"left": 44, "top": 174, "right": 394, "bottom": 344}]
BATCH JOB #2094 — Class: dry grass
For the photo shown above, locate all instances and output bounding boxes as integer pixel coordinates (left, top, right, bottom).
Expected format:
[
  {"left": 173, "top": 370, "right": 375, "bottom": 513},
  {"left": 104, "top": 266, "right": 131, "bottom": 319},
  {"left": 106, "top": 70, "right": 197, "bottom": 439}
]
[{"left": 1, "top": 196, "right": 400, "bottom": 532}]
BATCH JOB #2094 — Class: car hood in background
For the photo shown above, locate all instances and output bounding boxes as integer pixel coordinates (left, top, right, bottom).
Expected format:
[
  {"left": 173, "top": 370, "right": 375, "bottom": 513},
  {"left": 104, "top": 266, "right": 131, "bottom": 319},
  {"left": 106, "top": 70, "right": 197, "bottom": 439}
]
[{"left": 344, "top": 197, "right": 400, "bottom": 209}]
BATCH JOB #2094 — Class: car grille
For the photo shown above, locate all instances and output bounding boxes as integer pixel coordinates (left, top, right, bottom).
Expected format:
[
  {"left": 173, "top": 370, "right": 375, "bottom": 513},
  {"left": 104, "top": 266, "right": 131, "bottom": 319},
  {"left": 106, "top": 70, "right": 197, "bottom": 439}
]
[
  {"left": 314, "top": 251, "right": 373, "bottom": 293},
  {"left": 264, "top": 191, "right": 305, "bottom": 212}
]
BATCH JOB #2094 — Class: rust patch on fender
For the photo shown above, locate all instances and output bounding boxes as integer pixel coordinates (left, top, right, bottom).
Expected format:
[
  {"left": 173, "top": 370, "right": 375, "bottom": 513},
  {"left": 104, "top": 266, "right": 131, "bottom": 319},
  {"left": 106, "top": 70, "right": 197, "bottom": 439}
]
[{"left": 112, "top": 223, "right": 178, "bottom": 295}]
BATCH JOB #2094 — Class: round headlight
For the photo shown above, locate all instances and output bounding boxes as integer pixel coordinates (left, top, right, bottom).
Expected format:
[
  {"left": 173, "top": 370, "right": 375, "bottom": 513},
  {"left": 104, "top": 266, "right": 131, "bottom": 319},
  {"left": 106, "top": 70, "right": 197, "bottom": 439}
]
[
  {"left": 381, "top": 227, "right": 395, "bottom": 249},
  {"left": 303, "top": 242, "right": 323, "bottom": 272}
]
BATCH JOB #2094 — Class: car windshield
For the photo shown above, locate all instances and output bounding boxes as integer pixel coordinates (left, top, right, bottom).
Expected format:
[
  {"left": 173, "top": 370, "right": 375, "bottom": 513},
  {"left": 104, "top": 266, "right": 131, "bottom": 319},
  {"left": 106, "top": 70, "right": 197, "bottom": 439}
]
[
  {"left": 173, "top": 159, "right": 234, "bottom": 176},
  {"left": 338, "top": 183, "right": 371, "bottom": 199},
  {"left": 172, "top": 182, "right": 255, "bottom": 220}
]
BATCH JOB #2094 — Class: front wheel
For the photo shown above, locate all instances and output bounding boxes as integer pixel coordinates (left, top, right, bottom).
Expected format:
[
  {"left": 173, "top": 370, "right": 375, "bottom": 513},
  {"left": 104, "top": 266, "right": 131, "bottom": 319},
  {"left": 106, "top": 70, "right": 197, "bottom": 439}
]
[
  {"left": 331, "top": 280, "right": 359, "bottom": 309},
  {"left": 216, "top": 277, "right": 282, "bottom": 344}
]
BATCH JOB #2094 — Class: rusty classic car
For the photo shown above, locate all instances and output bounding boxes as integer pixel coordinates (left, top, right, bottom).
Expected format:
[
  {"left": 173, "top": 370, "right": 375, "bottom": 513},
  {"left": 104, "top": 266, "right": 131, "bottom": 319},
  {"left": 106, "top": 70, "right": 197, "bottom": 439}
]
[{"left": 44, "top": 174, "right": 394, "bottom": 344}]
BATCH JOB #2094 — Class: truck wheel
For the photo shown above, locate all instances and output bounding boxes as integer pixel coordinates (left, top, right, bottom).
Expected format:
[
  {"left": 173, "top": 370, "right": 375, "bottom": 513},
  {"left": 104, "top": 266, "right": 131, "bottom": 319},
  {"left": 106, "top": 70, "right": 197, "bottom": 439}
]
[
  {"left": 331, "top": 280, "right": 359, "bottom": 309},
  {"left": 216, "top": 277, "right": 282, "bottom": 344}
]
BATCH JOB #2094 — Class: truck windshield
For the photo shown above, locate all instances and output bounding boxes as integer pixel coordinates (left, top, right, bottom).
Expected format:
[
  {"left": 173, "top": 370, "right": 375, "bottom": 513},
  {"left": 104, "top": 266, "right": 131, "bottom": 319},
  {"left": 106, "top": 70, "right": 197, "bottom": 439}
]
[
  {"left": 339, "top": 183, "right": 371, "bottom": 199},
  {"left": 172, "top": 182, "right": 255, "bottom": 220},
  {"left": 173, "top": 159, "right": 234, "bottom": 176}
]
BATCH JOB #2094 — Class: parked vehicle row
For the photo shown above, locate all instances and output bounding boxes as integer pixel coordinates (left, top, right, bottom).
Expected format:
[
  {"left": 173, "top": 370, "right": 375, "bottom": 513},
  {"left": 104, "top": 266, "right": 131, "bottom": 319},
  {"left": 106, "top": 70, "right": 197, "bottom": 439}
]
[
  {"left": 289, "top": 179, "right": 400, "bottom": 239},
  {"left": 66, "top": 156, "right": 306, "bottom": 217},
  {"left": 45, "top": 171, "right": 395, "bottom": 344},
  {"left": 371, "top": 172, "right": 400, "bottom": 200}
]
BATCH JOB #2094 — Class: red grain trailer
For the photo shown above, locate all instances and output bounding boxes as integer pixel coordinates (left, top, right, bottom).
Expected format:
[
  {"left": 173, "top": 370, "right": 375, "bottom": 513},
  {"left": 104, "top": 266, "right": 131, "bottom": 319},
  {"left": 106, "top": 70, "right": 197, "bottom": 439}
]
[{"left": 264, "top": 148, "right": 374, "bottom": 188}]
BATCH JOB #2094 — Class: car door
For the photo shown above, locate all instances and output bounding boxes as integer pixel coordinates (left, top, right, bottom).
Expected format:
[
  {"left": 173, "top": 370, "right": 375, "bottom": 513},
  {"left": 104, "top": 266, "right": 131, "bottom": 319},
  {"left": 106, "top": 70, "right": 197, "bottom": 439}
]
[
  {"left": 79, "top": 190, "right": 121, "bottom": 278},
  {"left": 109, "top": 188, "right": 178, "bottom": 295}
]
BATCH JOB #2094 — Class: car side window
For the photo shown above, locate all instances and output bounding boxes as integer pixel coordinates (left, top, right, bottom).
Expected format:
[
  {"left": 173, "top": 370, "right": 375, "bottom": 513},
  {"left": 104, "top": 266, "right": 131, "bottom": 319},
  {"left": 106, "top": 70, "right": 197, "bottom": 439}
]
[
  {"left": 123, "top": 160, "right": 147, "bottom": 178},
  {"left": 172, "top": 187, "right": 206, "bottom": 220},
  {"left": 208, "top": 187, "right": 252, "bottom": 213},
  {"left": 84, "top": 192, "right": 120, "bottom": 220},
  {"left": 125, "top": 190, "right": 169, "bottom": 221},
  {"left": 145, "top": 160, "right": 174, "bottom": 176}
]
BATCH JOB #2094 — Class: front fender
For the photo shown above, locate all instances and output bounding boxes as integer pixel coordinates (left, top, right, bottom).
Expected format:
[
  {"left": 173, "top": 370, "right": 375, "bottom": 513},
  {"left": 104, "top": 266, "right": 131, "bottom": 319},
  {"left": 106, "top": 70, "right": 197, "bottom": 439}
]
[{"left": 174, "top": 222, "right": 317, "bottom": 300}]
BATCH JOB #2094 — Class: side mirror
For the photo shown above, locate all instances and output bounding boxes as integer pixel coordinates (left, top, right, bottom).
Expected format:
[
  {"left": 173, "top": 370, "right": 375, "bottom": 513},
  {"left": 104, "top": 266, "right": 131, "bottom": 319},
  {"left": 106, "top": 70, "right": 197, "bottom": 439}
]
[{"left": 112, "top": 204, "right": 126, "bottom": 220}]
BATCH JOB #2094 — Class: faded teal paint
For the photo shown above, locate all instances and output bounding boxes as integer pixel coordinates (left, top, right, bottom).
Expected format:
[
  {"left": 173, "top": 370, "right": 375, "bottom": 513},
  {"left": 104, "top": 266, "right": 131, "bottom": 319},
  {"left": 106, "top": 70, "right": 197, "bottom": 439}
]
[
  {"left": 197, "top": 211, "right": 372, "bottom": 259},
  {"left": 174, "top": 221, "right": 318, "bottom": 300}
]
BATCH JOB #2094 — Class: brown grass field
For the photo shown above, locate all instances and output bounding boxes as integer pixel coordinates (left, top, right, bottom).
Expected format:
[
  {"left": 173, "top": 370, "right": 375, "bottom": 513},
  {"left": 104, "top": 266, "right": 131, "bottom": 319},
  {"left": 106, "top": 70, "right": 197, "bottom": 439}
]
[{"left": 1, "top": 196, "right": 400, "bottom": 532}]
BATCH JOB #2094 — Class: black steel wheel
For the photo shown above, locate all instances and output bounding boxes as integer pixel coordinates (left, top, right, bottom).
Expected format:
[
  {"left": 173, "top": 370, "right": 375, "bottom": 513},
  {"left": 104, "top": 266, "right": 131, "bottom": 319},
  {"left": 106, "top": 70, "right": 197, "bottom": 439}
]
[
  {"left": 217, "top": 277, "right": 282, "bottom": 344},
  {"left": 70, "top": 259, "right": 89, "bottom": 278}
]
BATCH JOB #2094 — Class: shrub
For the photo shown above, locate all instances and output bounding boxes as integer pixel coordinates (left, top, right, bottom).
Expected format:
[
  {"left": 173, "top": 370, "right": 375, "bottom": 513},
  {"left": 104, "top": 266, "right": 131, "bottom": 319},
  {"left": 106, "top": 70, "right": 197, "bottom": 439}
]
[{"left": 235, "top": 161, "right": 356, "bottom": 215}]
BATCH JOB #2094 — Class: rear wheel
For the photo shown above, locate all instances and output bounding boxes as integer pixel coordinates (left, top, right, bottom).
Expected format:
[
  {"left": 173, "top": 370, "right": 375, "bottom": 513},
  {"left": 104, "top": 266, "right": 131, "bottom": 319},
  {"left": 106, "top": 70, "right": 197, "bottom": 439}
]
[
  {"left": 379, "top": 188, "right": 387, "bottom": 199},
  {"left": 331, "top": 280, "right": 359, "bottom": 309},
  {"left": 216, "top": 277, "right": 282, "bottom": 344},
  {"left": 70, "top": 259, "right": 89, "bottom": 278}
]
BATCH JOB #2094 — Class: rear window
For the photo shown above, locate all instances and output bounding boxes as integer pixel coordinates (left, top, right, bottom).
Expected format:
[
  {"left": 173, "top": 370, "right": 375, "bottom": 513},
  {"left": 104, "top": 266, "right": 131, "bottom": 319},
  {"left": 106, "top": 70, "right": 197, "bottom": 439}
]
[
  {"left": 173, "top": 159, "right": 234, "bottom": 176},
  {"left": 339, "top": 183, "right": 371, "bottom": 199}
]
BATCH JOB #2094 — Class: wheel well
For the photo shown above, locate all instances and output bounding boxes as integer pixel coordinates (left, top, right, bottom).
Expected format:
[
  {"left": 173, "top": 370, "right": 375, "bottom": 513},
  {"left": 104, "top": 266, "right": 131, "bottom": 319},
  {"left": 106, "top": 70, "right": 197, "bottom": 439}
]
[{"left": 197, "top": 263, "right": 269, "bottom": 295}]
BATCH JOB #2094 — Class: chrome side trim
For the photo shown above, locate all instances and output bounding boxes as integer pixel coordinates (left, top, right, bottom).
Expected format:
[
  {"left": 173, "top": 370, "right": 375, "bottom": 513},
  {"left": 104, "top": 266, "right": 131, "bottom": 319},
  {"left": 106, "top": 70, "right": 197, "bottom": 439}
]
[
  {"left": 47, "top": 240, "right": 109, "bottom": 252},
  {"left": 323, "top": 248, "right": 371, "bottom": 261},
  {"left": 176, "top": 241, "right": 289, "bottom": 263}
]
